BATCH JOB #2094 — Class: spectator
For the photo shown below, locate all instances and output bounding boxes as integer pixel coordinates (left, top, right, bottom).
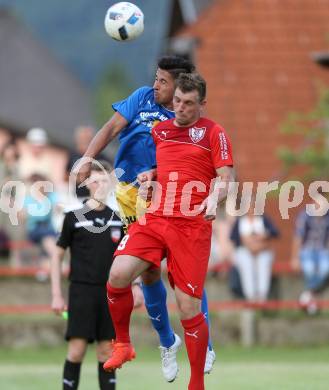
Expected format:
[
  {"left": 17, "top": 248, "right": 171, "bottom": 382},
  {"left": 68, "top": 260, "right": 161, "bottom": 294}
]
[
  {"left": 230, "top": 206, "right": 279, "bottom": 301},
  {"left": 22, "top": 173, "right": 59, "bottom": 280},
  {"left": 66, "top": 126, "right": 110, "bottom": 199},
  {"left": 0, "top": 138, "right": 20, "bottom": 181},
  {"left": 290, "top": 197, "right": 329, "bottom": 313},
  {"left": 0, "top": 139, "right": 24, "bottom": 266},
  {"left": 19, "top": 128, "right": 54, "bottom": 182}
]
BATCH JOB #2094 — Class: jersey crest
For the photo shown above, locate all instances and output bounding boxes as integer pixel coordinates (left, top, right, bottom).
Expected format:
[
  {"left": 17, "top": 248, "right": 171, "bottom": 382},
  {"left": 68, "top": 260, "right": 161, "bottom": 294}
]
[
  {"left": 110, "top": 228, "right": 122, "bottom": 243},
  {"left": 189, "top": 126, "right": 206, "bottom": 143}
]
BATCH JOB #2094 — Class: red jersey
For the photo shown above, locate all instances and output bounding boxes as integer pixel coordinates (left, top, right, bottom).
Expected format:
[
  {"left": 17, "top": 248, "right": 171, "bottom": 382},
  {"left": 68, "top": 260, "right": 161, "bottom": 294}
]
[{"left": 150, "top": 117, "right": 233, "bottom": 218}]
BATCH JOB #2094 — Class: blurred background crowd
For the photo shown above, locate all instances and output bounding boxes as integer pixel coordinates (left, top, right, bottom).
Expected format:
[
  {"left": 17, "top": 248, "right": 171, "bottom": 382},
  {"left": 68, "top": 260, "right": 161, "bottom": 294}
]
[{"left": 0, "top": 122, "right": 328, "bottom": 312}]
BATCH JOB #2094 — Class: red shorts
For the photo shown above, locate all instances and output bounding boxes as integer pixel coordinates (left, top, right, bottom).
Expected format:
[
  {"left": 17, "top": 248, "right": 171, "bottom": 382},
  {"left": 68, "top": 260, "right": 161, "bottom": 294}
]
[{"left": 114, "top": 214, "right": 212, "bottom": 299}]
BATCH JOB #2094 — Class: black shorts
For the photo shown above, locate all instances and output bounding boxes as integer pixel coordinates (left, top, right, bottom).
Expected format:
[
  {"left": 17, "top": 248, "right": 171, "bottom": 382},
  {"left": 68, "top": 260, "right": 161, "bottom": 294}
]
[{"left": 66, "top": 282, "right": 115, "bottom": 343}]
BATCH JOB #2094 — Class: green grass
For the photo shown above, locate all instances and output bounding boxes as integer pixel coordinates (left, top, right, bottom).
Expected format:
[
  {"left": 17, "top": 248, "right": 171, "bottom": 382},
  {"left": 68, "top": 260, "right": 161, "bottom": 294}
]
[{"left": 1, "top": 345, "right": 329, "bottom": 389}]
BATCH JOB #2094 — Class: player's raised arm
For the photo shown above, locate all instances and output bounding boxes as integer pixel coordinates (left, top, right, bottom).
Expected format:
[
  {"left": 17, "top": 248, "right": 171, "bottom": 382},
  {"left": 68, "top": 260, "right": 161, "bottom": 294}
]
[
  {"left": 75, "top": 112, "right": 128, "bottom": 183},
  {"left": 85, "top": 112, "right": 128, "bottom": 158}
]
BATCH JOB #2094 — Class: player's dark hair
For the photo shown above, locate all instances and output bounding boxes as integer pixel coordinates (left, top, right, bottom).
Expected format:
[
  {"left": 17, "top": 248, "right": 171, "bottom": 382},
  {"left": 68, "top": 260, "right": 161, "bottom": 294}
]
[
  {"left": 90, "top": 160, "right": 112, "bottom": 173},
  {"left": 175, "top": 73, "right": 207, "bottom": 102},
  {"left": 157, "top": 56, "right": 195, "bottom": 80}
]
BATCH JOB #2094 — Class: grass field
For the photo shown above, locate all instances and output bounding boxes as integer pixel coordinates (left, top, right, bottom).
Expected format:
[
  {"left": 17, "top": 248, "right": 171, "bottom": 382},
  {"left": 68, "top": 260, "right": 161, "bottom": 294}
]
[{"left": 1, "top": 345, "right": 329, "bottom": 389}]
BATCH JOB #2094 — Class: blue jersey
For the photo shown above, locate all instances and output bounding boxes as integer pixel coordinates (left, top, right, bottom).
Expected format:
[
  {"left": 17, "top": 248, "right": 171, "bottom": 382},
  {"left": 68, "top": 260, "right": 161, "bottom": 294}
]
[{"left": 112, "top": 86, "right": 174, "bottom": 184}]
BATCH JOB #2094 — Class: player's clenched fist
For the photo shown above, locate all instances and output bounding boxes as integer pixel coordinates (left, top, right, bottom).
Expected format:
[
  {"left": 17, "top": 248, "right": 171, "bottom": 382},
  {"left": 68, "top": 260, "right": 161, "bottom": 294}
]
[
  {"left": 137, "top": 168, "right": 157, "bottom": 202},
  {"left": 72, "top": 160, "right": 92, "bottom": 185},
  {"left": 137, "top": 168, "right": 157, "bottom": 185}
]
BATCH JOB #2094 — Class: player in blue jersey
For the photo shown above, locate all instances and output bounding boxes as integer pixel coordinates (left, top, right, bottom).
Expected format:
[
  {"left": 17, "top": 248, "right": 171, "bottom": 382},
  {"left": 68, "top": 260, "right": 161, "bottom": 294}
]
[{"left": 76, "top": 56, "right": 216, "bottom": 381}]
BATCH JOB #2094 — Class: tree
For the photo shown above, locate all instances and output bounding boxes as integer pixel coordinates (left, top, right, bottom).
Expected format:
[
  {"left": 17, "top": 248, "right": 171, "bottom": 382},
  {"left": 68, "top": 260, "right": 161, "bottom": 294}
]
[{"left": 278, "top": 87, "right": 329, "bottom": 181}]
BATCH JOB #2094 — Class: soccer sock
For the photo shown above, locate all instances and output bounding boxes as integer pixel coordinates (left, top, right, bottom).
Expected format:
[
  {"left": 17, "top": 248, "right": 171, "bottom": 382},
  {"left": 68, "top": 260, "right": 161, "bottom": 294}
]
[
  {"left": 201, "top": 289, "right": 213, "bottom": 351},
  {"left": 98, "top": 362, "right": 116, "bottom": 389},
  {"left": 106, "top": 282, "right": 133, "bottom": 343},
  {"left": 142, "top": 279, "right": 175, "bottom": 348},
  {"left": 181, "top": 312, "right": 208, "bottom": 390},
  {"left": 63, "top": 360, "right": 81, "bottom": 390}
]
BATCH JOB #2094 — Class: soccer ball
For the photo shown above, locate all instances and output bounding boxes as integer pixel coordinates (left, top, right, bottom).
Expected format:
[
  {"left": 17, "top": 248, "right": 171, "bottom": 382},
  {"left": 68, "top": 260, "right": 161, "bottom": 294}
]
[{"left": 104, "top": 2, "right": 144, "bottom": 41}]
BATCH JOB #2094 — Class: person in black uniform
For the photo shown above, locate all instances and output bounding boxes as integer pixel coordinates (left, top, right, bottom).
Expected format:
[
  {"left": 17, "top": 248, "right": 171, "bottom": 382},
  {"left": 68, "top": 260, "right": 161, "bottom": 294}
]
[{"left": 50, "top": 161, "right": 142, "bottom": 390}]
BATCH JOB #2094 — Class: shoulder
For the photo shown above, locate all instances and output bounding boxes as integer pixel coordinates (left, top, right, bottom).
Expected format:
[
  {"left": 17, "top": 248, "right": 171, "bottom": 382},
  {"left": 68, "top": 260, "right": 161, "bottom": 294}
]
[
  {"left": 194, "top": 118, "right": 227, "bottom": 142},
  {"left": 200, "top": 118, "right": 226, "bottom": 135},
  {"left": 60, "top": 210, "right": 76, "bottom": 227},
  {"left": 113, "top": 86, "right": 152, "bottom": 110},
  {"left": 105, "top": 207, "right": 124, "bottom": 226},
  {"left": 103, "top": 205, "right": 120, "bottom": 219},
  {"left": 136, "top": 86, "right": 153, "bottom": 96},
  {"left": 154, "top": 118, "right": 174, "bottom": 130},
  {"left": 63, "top": 203, "right": 84, "bottom": 214},
  {"left": 152, "top": 119, "right": 175, "bottom": 139},
  {"left": 201, "top": 117, "right": 219, "bottom": 128},
  {"left": 130, "top": 86, "right": 153, "bottom": 102}
]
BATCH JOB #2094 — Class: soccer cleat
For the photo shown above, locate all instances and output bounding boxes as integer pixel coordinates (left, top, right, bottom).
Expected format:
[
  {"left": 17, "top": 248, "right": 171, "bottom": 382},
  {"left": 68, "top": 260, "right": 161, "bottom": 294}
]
[
  {"left": 159, "top": 333, "right": 182, "bottom": 382},
  {"left": 204, "top": 347, "right": 216, "bottom": 374},
  {"left": 103, "top": 341, "right": 136, "bottom": 371}
]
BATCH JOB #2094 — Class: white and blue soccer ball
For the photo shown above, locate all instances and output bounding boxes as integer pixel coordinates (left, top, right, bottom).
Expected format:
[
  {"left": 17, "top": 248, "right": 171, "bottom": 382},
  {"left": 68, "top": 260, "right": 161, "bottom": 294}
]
[{"left": 104, "top": 2, "right": 144, "bottom": 41}]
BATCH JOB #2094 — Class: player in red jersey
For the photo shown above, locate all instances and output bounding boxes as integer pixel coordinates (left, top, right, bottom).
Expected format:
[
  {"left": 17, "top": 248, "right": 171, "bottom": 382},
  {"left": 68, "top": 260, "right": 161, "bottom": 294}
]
[{"left": 104, "top": 73, "right": 234, "bottom": 390}]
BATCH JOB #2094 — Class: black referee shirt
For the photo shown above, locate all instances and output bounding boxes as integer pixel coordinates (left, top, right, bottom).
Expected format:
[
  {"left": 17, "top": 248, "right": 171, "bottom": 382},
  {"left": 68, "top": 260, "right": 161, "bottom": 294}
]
[{"left": 57, "top": 202, "right": 124, "bottom": 285}]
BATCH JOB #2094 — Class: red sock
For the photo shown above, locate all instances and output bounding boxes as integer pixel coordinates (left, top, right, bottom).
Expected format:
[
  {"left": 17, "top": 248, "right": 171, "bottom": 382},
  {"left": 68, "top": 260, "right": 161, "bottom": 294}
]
[
  {"left": 106, "top": 282, "right": 133, "bottom": 343},
  {"left": 181, "top": 313, "right": 208, "bottom": 390}
]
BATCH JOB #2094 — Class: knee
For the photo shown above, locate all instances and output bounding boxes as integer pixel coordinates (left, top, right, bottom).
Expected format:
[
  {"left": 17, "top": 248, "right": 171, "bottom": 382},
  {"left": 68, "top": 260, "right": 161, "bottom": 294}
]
[
  {"left": 141, "top": 268, "right": 161, "bottom": 285},
  {"left": 108, "top": 259, "right": 133, "bottom": 288},
  {"left": 108, "top": 267, "right": 129, "bottom": 288},
  {"left": 67, "top": 346, "right": 86, "bottom": 363},
  {"left": 96, "top": 343, "right": 110, "bottom": 362},
  {"left": 177, "top": 299, "right": 200, "bottom": 320}
]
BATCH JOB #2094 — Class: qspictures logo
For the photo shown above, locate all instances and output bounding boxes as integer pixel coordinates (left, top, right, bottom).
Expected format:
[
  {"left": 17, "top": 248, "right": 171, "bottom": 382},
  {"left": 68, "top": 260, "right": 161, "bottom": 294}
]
[{"left": 1, "top": 158, "right": 328, "bottom": 233}]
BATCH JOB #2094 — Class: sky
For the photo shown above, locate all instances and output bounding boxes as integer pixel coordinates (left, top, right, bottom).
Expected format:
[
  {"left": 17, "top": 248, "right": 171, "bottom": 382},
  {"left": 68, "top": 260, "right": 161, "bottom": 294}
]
[{"left": 0, "top": 0, "right": 172, "bottom": 88}]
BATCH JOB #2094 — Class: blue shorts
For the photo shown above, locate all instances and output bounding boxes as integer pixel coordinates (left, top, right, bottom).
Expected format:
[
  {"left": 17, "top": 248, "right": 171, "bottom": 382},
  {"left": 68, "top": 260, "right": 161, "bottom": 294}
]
[{"left": 28, "top": 222, "right": 57, "bottom": 245}]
